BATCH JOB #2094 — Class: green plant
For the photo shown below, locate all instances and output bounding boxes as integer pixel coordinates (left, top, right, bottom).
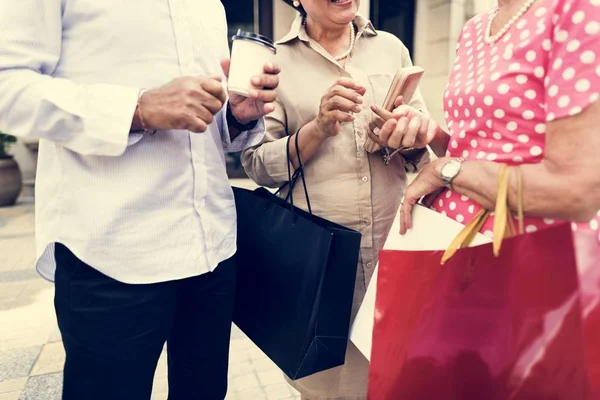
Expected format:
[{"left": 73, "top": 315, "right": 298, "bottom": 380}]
[{"left": 0, "top": 132, "right": 17, "bottom": 159}]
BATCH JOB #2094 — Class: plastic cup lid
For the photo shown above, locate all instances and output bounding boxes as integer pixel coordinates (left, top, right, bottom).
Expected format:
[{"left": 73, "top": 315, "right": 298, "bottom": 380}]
[{"left": 232, "top": 30, "right": 276, "bottom": 52}]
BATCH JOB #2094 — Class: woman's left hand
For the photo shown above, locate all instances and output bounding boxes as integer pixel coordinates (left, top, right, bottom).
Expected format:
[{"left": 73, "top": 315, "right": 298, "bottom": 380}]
[{"left": 399, "top": 158, "right": 449, "bottom": 234}]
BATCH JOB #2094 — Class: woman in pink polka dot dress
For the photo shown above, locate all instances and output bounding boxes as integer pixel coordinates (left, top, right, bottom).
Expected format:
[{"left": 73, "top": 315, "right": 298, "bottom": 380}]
[{"left": 369, "top": 0, "right": 600, "bottom": 394}]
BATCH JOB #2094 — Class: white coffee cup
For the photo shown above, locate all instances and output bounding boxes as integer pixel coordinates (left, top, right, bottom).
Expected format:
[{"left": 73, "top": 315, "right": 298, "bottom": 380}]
[{"left": 229, "top": 30, "right": 277, "bottom": 97}]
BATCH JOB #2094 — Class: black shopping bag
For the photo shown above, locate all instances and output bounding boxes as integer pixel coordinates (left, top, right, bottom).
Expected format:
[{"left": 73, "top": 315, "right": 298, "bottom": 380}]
[{"left": 233, "top": 134, "right": 361, "bottom": 380}]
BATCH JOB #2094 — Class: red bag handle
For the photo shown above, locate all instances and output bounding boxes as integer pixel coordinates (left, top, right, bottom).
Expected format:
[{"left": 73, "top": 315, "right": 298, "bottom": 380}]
[{"left": 441, "top": 164, "right": 524, "bottom": 264}]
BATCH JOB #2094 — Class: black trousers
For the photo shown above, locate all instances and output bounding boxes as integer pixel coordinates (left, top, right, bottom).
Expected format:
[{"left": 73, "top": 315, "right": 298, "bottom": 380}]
[{"left": 54, "top": 243, "right": 236, "bottom": 400}]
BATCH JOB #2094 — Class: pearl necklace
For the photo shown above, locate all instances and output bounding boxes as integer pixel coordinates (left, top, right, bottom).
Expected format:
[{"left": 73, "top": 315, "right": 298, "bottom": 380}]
[
  {"left": 484, "top": 0, "right": 537, "bottom": 44},
  {"left": 303, "top": 19, "right": 356, "bottom": 61}
]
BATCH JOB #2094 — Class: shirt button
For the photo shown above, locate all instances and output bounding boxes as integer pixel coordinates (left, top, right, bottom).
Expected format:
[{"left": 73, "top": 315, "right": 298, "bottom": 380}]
[
  {"left": 364, "top": 219, "right": 371, "bottom": 226},
  {"left": 361, "top": 176, "right": 369, "bottom": 182},
  {"left": 366, "top": 262, "right": 373, "bottom": 269}
]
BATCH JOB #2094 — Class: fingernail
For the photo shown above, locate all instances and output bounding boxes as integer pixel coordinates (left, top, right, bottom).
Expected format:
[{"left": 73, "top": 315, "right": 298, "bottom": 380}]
[
  {"left": 266, "top": 62, "right": 273, "bottom": 69},
  {"left": 370, "top": 105, "right": 377, "bottom": 111},
  {"left": 355, "top": 106, "right": 362, "bottom": 113},
  {"left": 357, "top": 96, "right": 364, "bottom": 104},
  {"left": 249, "top": 90, "right": 258, "bottom": 98},
  {"left": 251, "top": 77, "right": 260, "bottom": 85}
]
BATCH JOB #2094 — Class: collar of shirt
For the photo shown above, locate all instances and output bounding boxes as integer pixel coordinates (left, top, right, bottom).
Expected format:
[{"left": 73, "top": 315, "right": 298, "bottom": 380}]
[{"left": 276, "top": 12, "right": 378, "bottom": 46}]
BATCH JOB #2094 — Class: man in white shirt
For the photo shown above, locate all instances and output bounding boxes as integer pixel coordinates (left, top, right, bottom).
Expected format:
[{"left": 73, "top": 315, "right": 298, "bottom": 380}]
[{"left": 0, "top": 1, "right": 279, "bottom": 399}]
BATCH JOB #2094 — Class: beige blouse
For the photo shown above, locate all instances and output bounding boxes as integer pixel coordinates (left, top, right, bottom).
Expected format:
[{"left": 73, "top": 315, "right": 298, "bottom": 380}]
[{"left": 241, "top": 13, "right": 429, "bottom": 316}]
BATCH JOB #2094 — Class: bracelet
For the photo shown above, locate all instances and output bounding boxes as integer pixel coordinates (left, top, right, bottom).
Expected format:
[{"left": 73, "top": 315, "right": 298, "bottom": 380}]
[
  {"left": 226, "top": 102, "right": 258, "bottom": 131},
  {"left": 137, "top": 90, "right": 156, "bottom": 136}
]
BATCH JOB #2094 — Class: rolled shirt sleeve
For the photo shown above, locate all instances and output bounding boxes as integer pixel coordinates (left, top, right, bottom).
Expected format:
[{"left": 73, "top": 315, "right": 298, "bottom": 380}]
[
  {"left": 0, "top": 0, "right": 140, "bottom": 157},
  {"left": 240, "top": 96, "right": 291, "bottom": 188}
]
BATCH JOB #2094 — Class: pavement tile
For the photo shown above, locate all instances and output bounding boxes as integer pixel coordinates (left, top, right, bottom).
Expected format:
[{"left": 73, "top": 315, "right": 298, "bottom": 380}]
[
  {"left": 229, "top": 361, "right": 254, "bottom": 378},
  {"left": 0, "top": 282, "right": 26, "bottom": 310},
  {"left": 263, "top": 382, "right": 294, "bottom": 400},
  {"left": 19, "top": 373, "right": 63, "bottom": 400},
  {"left": 231, "top": 373, "right": 260, "bottom": 391},
  {"left": 225, "top": 391, "right": 240, "bottom": 400},
  {"left": 252, "top": 357, "right": 278, "bottom": 372},
  {"left": 0, "top": 238, "right": 35, "bottom": 273},
  {"left": 47, "top": 329, "right": 61, "bottom": 343},
  {"left": 0, "top": 347, "right": 41, "bottom": 381},
  {"left": 258, "top": 369, "right": 285, "bottom": 386},
  {"left": 248, "top": 346, "right": 267, "bottom": 361},
  {"left": 230, "top": 324, "right": 246, "bottom": 340},
  {"left": 230, "top": 338, "right": 252, "bottom": 352},
  {"left": 0, "top": 392, "right": 21, "bottom": 400},
  {"left": 154, "top": 351, "right": 168, "bottom": 378},
  {"left": 152, "top": 376, "right": 168, "bottom": 394},
  {"left": 235, "top": 387, "right": 267, "bottom": 400},
  {"left": 0, "top": 270, "right": 38, "bottom": 284},
  {"left": 30, "top": 343, "right": 65, "bottom": 376},
  {"left": 229, "top": 349, "right": 250, "bottom": 365},
  {"left": 0, "top": 378, "right": 27, "bottom": 394}
]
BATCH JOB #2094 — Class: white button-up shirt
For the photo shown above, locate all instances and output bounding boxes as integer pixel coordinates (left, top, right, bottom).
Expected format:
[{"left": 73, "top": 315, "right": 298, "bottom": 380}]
[{"left": 0, "top": 0, "right": 264, "bottom": 283}]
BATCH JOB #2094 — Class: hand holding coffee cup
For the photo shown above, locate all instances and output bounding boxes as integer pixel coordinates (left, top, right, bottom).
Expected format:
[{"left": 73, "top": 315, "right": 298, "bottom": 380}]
[
  {"left": 228, "top": 31, "right": 277, "bottom": 96},
  {"left": 314, "top": 78, "right": 366, "bottom": 139},
  {"left": 138, "top": 76, "right": 226, "bottom": 133},
  {"left": 224, "top": 30, "right": 281, "bottom": 125}
]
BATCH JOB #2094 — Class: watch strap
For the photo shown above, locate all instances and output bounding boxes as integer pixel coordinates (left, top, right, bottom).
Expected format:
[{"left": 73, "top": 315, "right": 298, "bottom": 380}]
[{"left": 441, "top": 157, "right": 466, "bottom": 190}]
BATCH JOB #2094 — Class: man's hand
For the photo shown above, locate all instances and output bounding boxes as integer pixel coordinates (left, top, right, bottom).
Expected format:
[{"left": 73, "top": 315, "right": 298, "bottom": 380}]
[
  {"left": 139, "top": 76, "right": 227, "bottom": 133},
  {"left": 221, "top": 59, "right": 281, "bottom": 126}
]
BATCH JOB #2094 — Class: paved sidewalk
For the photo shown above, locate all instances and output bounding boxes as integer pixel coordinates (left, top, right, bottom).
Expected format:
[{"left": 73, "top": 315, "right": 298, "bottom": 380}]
[{"left": 0, "top": 180, "right": 299, "bottom": 400}]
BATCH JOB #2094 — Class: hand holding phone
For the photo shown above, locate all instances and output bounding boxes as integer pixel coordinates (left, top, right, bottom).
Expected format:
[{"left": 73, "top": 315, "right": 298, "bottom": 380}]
[{"left": 364, "top": 66, "right": 425, "bottom": 153}]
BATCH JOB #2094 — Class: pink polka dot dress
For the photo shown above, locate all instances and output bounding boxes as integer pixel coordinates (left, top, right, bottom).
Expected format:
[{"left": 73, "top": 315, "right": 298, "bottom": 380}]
[{"left": 433, "top": 0, "right": 600, "bottom": 243}]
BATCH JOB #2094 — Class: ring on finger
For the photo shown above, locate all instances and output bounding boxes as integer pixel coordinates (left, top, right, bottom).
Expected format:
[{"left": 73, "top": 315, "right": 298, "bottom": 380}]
[{"left": 373, "top": 127, "right": 381, "bottom": 136}]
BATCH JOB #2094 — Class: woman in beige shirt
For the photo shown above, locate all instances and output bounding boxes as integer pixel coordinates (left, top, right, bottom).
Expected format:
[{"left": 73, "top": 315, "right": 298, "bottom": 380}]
[{"left": 241, "top": 1, "right": 431, "bottom": 398}]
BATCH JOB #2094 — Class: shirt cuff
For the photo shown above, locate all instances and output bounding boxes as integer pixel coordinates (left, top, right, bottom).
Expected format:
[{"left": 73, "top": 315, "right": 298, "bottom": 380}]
[
  {"left": 84, "top": 85, "right": 141, "bottom": 156},
  {"left": 220, "top": 108, "right": 266, "bottom": 153},
  {"left": 402, "top": 148, "right": 431, "bottom": 173}
]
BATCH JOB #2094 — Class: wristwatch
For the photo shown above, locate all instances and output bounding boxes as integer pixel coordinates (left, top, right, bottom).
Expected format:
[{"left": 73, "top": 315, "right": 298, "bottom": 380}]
[{"left": 440, "top": 157, "right": 466, "bottom": 190}]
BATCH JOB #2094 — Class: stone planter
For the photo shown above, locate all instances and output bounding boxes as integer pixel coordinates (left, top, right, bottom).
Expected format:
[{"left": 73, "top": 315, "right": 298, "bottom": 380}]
[{"left": 0, "top": 157, "right": 22, "bottom": 206}]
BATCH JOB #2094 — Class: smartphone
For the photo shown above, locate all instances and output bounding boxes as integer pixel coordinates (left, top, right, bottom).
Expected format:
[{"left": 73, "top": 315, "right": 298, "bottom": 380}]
[
  {"left": 364, "top": 66, "right": 425, "bottom": 154},
  {"left": 381, "top": 66, "right": 425, "bottom": 111}
]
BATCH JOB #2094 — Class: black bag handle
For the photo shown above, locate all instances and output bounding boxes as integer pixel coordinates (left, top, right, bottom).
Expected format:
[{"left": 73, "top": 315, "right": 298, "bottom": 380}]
[
  {"left": 294, "top": 130, "right": 312, "bottom": 214},
  {"left": 275, "top": 132, "right": 312, "bottom": 215}
]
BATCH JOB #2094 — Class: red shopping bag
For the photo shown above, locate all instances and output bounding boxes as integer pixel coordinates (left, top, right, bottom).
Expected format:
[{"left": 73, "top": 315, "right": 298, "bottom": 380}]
[
  {"left": 573, "top": 228, "right": 600, "bottom": 398},
  {"left": 368, "top": 166, "right": 593, "bottom": 400}
]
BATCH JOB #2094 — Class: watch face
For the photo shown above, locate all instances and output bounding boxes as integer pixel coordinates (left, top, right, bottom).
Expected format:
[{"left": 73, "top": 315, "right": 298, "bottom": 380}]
[{"left": 442, "top": 160, "right": 461, "bottom": 180}]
